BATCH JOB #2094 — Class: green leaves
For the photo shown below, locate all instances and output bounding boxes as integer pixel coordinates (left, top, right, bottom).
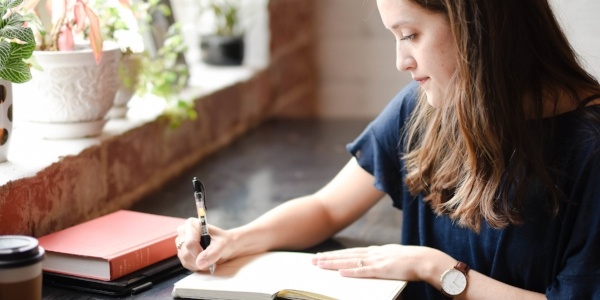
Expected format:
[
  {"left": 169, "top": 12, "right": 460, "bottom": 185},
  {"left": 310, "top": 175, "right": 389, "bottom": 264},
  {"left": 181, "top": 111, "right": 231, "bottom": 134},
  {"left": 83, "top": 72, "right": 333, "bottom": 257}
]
[
  {"left": 0, "top": 0, "right": 24, "bottom": 11},
  {"left": 0, "top": 0, "right": 35, "bottom": 83},
  {"left": 0, "top": 39, "right": 33, "bottom": 83},
  {"left": 206, "top": 0, "right": 240, "bottom": 37},
  {"left": 137, "top": 23, "right": 193, "bottom": 128}
]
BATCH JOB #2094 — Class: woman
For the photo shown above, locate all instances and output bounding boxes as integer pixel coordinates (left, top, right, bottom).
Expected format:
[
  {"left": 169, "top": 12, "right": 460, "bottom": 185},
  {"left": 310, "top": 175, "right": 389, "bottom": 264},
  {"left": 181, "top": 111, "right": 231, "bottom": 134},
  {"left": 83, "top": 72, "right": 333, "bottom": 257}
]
[{"left": 177, "top": 0, "right": 600, "bottom": 298}]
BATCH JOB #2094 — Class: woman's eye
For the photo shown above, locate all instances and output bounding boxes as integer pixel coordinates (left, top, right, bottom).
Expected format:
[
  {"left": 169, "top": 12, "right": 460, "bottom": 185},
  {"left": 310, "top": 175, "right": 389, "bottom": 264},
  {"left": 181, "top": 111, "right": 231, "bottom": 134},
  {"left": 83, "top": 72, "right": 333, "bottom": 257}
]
[{"left": 400, "top": 34, "right": 416, "bottom": 41}]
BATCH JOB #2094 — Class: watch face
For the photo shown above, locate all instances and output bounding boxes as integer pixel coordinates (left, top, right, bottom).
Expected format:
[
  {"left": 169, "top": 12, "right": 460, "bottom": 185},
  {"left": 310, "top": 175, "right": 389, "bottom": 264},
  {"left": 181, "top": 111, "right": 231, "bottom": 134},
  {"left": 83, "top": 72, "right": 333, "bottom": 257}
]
[{"left": 441, "top": 268, "right": 467, "bottom": 296}]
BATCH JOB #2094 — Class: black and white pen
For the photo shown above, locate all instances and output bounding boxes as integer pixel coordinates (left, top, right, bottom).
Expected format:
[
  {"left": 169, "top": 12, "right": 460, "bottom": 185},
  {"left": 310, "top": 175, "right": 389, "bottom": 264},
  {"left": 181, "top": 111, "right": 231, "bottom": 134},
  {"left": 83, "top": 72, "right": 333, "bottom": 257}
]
[{"left": 192, "top": 177, "right": 215, "bottom": 275}]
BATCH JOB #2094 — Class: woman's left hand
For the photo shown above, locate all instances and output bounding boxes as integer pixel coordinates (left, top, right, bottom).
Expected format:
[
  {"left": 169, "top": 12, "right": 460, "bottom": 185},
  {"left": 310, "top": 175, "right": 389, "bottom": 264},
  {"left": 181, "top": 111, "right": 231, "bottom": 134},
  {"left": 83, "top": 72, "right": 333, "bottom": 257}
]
[{"left": 312, "top": 244, "right": 446, "bottom": 282}]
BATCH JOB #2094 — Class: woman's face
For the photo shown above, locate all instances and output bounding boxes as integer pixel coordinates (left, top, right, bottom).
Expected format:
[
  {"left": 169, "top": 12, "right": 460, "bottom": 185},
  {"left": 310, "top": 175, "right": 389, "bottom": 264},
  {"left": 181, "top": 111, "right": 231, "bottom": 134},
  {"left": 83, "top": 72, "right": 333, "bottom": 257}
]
[{"left": 377, "top": 0, "right": 457, "bottom": 107}]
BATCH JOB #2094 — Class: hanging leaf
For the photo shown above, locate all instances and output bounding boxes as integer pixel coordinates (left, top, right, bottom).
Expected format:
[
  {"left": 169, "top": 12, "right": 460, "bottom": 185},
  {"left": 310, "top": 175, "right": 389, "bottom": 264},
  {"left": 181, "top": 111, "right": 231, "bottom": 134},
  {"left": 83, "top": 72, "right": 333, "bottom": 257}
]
[
  {"left": 73, "top": 1, "right": 86, "bottom": 33},
  {"left": 83, "top": 3, "right": 103, "bottom": 63}
]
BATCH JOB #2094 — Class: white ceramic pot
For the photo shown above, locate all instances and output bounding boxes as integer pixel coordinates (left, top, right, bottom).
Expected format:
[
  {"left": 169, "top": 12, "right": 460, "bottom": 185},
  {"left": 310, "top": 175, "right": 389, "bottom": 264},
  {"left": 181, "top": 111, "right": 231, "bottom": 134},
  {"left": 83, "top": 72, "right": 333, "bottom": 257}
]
[
  {"left": 14, "top": 42, "right": 121, "bottom": 139},
  {"left": 0, "top": 80, "right": 12, "bottom": 162},
  {"left": 108, "top": 53, "right": 143, "bottom": 118}
]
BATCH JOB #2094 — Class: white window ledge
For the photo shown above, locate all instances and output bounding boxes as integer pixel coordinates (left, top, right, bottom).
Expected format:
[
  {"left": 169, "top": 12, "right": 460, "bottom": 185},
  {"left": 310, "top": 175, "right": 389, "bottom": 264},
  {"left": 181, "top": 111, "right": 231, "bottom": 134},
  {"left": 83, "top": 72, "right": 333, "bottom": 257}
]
[{"left": 0, "top": 62, "right": 262, "bottom": 186}]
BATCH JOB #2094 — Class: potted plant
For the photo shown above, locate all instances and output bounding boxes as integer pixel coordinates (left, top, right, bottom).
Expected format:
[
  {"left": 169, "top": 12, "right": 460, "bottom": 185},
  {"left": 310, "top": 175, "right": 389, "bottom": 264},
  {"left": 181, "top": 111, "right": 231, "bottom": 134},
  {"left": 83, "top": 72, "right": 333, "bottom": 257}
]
[
  {"left": 12, "top": 0, "right": 122, "bottom": 139},
  {"left": 199, "top": 0, "right": 244, "bottom": 66},
  {"left": 0, "top": 0, "right": 36, "bottom": 162},
  {"left": 92, "top": 0, "right": 193, "bottom": 126},
  {"left": 95, "top": 0, "right": 145, "bottom": 118},
  {"left": 137, "top": 22, "right": 195, "bottom": 128}
]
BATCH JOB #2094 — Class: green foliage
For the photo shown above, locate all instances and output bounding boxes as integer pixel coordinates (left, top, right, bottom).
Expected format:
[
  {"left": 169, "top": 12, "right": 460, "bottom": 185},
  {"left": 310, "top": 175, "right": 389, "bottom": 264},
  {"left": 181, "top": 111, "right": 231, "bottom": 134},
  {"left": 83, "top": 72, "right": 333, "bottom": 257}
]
[
  {"left": 136, "top": 23, "right": 195, "bottom": 128},
  {"left": 96, "top": 0, "right": 171, "bottom": 55},
  {"left": 0, "top": 0, "right": 36, "bottom": 83},
  {"left": 99, "top": 6, "right": 130, "bottom": 39},
  {"left": 203, "top": 0, "right": 241, "bottom": 37},
  {"left": 94, "top": 0, "right": 195, "bottom": 127}
]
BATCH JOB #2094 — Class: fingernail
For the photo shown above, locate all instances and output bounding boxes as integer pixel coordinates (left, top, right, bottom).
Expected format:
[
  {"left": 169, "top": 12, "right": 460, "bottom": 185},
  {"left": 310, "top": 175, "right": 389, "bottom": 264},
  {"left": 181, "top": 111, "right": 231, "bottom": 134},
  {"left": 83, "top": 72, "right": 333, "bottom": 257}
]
[{"left": 197, "top": 259, "right": 208, "bottom": 269}]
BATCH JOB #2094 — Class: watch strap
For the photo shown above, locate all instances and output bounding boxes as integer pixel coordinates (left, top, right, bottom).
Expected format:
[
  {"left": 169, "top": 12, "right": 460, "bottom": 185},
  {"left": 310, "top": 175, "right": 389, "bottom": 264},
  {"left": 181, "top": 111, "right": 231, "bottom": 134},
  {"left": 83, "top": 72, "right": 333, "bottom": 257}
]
[{"left": 454, "top": 261, "right": 470, "bottom": 275}]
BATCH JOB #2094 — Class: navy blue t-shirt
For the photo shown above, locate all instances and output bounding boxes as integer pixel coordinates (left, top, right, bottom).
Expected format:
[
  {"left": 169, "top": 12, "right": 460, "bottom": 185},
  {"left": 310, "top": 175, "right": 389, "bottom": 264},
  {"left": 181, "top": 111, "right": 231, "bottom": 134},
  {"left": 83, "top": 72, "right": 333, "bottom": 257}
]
[{"left": 347, "top": 81, "right": 600, "bottom": 299}]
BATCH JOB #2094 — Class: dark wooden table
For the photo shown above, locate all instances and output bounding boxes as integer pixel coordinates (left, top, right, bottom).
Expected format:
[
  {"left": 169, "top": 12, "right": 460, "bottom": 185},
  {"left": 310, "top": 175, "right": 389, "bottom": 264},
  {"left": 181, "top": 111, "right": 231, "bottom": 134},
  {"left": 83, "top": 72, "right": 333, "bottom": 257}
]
[{"left": 41, "top": 118, "right": 403, "bottom": 299}]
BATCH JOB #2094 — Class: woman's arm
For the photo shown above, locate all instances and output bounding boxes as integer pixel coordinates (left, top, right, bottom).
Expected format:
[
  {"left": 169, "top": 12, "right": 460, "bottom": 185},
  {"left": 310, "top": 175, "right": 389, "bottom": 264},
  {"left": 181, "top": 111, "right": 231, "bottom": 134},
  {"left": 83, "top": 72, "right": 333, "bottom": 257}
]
[
  {"left": 178, "top": 157, "right": 386, "bottom": 271},
  {"left": 227, "top": 157, "right": 386, "bottom": 255},
  {"left": 314, "top": 245, "right": 546, "bottom": 300},
  {"left": 423, "top": 248, "right": 546, "bottom": 300}
]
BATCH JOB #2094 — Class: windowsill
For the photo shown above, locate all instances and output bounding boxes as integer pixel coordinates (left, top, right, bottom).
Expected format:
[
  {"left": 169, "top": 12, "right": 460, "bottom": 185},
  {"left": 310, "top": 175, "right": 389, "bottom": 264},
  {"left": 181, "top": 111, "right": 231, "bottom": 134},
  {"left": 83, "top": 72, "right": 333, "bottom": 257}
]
[
  {"left": 0, "top": 62, "right": 263, "bottom": 186},
  {"left": 0, "top": 0, "right": 319, "bottom": 237}
]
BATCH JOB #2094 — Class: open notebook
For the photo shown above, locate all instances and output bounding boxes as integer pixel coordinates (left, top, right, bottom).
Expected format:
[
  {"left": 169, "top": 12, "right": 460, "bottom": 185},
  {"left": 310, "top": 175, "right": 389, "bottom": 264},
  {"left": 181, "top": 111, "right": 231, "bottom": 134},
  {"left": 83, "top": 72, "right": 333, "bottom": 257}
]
[{"left": 172, "top": 251, "right": 406, "bottom": 300}]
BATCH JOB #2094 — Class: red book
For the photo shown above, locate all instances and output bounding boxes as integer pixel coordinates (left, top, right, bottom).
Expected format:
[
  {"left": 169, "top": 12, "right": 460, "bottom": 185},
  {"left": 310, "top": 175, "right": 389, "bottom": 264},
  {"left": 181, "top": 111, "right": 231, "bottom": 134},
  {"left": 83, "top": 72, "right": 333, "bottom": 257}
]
[{"left": 38, "top": 210, "right": 185, "bottom": 281}]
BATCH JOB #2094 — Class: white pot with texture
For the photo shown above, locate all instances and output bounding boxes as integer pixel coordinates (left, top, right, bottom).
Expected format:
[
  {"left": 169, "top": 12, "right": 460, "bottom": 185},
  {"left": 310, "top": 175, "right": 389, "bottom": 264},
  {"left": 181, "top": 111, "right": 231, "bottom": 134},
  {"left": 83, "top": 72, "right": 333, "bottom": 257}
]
[{"left": 13, "top": 42, "right": 121, "bottom": 139}]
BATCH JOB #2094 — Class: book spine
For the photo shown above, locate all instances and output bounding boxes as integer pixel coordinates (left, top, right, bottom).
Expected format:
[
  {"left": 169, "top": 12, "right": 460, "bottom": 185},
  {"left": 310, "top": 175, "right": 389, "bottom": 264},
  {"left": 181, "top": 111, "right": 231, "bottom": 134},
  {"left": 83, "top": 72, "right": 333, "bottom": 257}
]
[{"left": 108, "top": 236, "right": 177, "bottom": 280}]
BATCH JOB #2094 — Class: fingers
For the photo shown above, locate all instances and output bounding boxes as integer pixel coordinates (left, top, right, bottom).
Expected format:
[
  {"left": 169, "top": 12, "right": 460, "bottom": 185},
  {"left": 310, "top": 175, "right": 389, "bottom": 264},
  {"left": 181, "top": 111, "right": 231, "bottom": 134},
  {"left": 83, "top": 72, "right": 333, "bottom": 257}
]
[
  {"left": 195, "top": 226, "right": 226, "bottom": 270},
  {"left": 315, "top": 255, "right": 368, "bottom": 270},
  {"left": 314, "top": 245, "right": 427, "bottom": 281},
  {"left": 313, "top": 247, "right": 380, "bottom": 278},
  {"left": 314, "top": 248, "right": 367, "bottom": 268},
  {"left": 176, "top": 219, "right": 227, "bottom": 272},
  {"left": 176, "top": 218, "right": 204, "bottom": 271},
  {"left": 338, "top": 265, "right": 377, "bottom": 278},
  {"left": 181, "top": 217, "right": 201, "bottom": 244}
]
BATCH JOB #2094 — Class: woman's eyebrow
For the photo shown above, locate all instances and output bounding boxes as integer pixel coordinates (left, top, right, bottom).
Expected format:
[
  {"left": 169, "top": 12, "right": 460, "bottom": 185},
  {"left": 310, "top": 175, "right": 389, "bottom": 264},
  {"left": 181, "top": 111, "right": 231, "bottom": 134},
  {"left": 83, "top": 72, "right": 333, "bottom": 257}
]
[{"left": 389, "top": 19, "right": 414, "bottom": 30}]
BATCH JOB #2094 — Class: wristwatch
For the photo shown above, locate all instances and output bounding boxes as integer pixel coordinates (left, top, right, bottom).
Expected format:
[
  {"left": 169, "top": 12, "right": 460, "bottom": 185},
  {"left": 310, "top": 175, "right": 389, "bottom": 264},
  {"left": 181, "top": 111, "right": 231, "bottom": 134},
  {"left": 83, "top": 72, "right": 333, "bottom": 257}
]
[{"left": 440, "top": 261, "right": 470, "bottom": 298}]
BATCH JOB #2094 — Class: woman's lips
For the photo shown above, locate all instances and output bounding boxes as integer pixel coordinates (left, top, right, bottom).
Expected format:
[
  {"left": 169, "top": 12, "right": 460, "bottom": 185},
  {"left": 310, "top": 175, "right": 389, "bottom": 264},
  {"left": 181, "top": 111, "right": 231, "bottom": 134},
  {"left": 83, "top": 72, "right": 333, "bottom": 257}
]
[{"left": 414, "top": 77, "right": 429, "bottom": 85}]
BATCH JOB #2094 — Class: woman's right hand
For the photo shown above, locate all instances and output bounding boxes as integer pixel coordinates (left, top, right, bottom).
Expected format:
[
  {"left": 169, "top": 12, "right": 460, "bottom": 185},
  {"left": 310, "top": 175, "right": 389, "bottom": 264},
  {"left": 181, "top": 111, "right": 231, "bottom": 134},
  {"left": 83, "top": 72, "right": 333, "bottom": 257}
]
[{"left": 175, "top": 218, "right": 233, "bottom": 272}]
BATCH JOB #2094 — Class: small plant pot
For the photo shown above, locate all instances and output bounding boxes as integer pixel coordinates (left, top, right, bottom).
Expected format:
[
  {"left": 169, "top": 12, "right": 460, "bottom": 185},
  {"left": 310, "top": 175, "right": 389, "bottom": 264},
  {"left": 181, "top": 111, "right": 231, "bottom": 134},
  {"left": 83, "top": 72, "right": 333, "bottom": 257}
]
[
  {"left": 108, "top": 53, "right": 143, "bottom": 119},
  {"left": 0, "top": 80, "right": 12, "bottom": 162},
  {"left": 200, "top": 34, "right": 244, "bottom": 66}
]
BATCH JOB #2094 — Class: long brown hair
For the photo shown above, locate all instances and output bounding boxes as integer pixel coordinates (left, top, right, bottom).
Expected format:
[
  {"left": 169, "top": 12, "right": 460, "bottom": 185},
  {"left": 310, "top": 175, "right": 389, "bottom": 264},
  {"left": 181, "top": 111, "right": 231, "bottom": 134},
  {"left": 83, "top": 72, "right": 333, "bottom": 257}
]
[{"left": 403, "top": 0, "right": 600, "bottom": 232}]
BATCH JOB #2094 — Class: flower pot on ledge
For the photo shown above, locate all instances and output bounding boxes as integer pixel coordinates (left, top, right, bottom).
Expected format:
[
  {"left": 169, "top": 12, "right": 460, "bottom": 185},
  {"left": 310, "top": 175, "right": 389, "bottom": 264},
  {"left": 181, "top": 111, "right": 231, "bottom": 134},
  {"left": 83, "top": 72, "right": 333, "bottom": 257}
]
[
  {"left": 200, "top": 34, "right": 244, "bottom": 66},
  {"left": 0, "top": 80, "right": 13, "bottom": 162},
  {"left": 13, "top": 43, "right": 121, "bottom": 139},
  {"left": 108, "top": 53, "right": 143, "bottom": 119}
]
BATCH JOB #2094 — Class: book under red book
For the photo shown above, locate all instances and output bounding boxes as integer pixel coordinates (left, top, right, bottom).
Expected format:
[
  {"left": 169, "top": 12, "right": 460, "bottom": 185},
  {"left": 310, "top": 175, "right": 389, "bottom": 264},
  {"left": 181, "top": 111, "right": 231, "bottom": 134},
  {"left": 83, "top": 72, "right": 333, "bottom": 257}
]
[{"left": 38, "top": 210, "right": 185, "bottom": 281}]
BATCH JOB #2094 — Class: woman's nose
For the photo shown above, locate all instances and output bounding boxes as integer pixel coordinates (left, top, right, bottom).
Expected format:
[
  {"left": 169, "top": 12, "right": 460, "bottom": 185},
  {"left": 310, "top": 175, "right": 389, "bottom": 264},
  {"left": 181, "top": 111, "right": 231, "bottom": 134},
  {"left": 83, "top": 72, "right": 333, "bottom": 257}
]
[{"left": 396, "top": 46, "right": 415, "bottom": 72}]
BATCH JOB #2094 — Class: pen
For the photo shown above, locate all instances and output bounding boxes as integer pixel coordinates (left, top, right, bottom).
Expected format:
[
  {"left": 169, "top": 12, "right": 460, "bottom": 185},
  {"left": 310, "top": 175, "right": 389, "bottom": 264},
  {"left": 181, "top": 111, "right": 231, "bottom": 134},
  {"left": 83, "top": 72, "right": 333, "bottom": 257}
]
[{"left": 192, "top": 177, "right": 216, "bottom": 275}]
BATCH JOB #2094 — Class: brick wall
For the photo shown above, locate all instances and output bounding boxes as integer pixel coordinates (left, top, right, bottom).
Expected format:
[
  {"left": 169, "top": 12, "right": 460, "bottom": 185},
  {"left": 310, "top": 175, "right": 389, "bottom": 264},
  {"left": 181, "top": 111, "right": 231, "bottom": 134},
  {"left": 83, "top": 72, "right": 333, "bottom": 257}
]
[
  {"left": 268, "top": 0, "right": 318, "bottom": 117},
  {"left": 0, "top": 0, "right": 317, "bottom": 236}
]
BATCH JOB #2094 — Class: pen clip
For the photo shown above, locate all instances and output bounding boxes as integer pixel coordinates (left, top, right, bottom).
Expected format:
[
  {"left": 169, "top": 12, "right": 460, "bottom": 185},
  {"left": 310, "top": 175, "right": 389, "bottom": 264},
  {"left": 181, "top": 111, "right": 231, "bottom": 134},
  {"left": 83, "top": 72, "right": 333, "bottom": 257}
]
[{"left": 192, "top": 177, "right": 207, "bottom": 211}]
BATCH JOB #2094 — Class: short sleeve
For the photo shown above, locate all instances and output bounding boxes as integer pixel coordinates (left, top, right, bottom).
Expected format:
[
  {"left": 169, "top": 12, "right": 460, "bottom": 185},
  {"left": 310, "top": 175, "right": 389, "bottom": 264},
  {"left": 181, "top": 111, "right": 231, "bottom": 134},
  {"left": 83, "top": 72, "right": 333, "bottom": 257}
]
[
  {"left": 545, "top": 144, "right": 600, "bottom": 299},
  {"left": 346, "top": 81, "right": 419, "bottom": 207}
]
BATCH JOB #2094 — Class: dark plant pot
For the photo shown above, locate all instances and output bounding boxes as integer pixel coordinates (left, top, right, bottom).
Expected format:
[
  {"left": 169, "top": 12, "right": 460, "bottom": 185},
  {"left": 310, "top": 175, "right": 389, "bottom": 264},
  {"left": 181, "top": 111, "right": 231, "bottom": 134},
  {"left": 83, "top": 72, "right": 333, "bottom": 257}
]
[{"left": 200, "top": 34, "right": 244, "bottom": 66}]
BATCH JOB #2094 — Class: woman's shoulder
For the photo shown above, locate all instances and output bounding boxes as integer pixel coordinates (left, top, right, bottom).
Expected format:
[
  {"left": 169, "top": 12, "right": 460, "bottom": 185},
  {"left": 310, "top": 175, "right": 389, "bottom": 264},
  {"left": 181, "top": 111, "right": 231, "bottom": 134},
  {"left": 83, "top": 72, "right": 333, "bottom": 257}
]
[
  {"left": 556, "top": 104, "right": 600, "bottom": 147},
  {"left": 548, "top": 104, "right": 600, "bottom": 172}
]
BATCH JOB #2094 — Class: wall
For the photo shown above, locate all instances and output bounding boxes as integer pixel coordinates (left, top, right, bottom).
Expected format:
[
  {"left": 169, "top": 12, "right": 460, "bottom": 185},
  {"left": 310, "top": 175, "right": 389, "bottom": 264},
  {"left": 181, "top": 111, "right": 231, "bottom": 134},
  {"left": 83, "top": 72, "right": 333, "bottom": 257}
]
[
  {"left": 315, "top": 0, "right": 411, "bottom": 119},
  {"left": 0, "top": 0, "right": 317, "bottom": 236},
  {"left": 315, "top": 0, "right": 600, "bottom": 119},
  {"left": 267, "top": 0, "right": 318, "bottom": 117},
  {"left": 550, "top": 0, "right": 600, "bottom": 79}
]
